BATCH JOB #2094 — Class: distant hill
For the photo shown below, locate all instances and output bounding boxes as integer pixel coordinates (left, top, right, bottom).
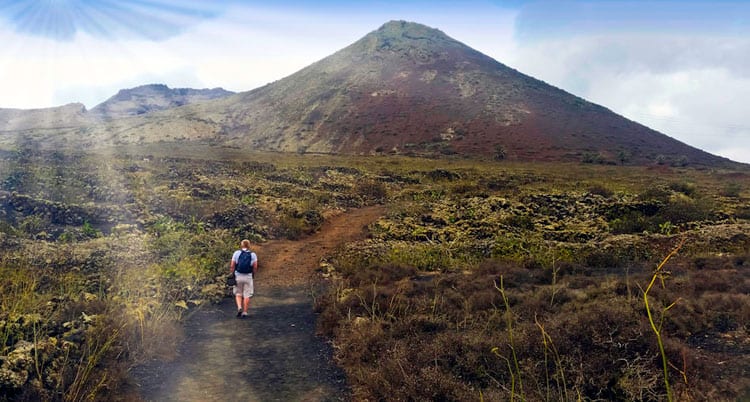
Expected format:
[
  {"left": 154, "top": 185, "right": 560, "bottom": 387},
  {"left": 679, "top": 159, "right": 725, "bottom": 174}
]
[
  {"left": 0, "top": 103, "right": 88, "bottom": 131},
  {"left": 89, "top": 84, "right": 234, "bottom": 118},
  {"left": 0, "top": 21, "right": 740, "bottom": 167},
  {"left": 0, "top": 84, "right": 233, "bottom": 132}
]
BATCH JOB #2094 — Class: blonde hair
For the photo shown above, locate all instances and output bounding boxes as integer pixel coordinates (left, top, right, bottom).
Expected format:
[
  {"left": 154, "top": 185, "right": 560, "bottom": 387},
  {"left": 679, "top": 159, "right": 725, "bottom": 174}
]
[{"left": 241, "top": 239, "right": 251, "bottom": 249}]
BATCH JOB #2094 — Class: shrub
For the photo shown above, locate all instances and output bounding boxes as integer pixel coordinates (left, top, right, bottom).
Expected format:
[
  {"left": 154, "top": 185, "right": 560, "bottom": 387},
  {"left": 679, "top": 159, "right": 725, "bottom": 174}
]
[
  {"left": 354, "top": 179, "right": 387, "bottom": 202},
  {"left": 672, "top": 155, "right": 689, "bottom": 167},
  {"left": 587, "top": 183, "right": 613, "bottom": 198},
  {"left": 721, "top": 182, "right": 742, "bottom": 198},
  {"left": 494, "top": 145, "right": 507, "bottom": 160},
  {"left": 668, "top": 181, "right": 697, "bottom": 197},
  {"left": 617, "top": 150, "right": 631, "bottom": 165},
  {"left": 610, "top": 210, "right": 653, "bottom": 234},
  {"left": 278, "top": 214, "right": 308, "bottom": 240},
  {"left": 639, "top": 185, "right": 671, "bottom": 203},
  {"left": 658, "top": 194, "right": 714, "bottom": 224},
  {"left": 502, "top": 214, "right": 535, "bottom": 230},
  {"left": 584, "top": 249, "right": 624, "bottom": 268},
  {"left": 382, "top": 243, "right": 461, "bottom": 272},
  {"left": 425, "top": 169, "right": 461, "bottom": 181},
  {"left": 581, "top": 152, "right": 603, "bottom": 164}
]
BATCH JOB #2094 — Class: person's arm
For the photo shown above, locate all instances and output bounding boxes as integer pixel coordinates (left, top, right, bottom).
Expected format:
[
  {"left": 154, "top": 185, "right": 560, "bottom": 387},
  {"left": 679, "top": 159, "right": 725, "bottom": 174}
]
[
  {"left": 230, "top": 255, "right": 236, "bottom": 274},
  {"left": 252, "top": 254, "right": 258, "bottom": 276}
]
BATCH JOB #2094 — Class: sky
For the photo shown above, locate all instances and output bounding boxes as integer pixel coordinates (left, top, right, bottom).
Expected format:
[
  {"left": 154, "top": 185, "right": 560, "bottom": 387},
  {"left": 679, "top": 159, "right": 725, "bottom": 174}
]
[{"left": 0, "top": 0, "right": 748, "bottom": 163}]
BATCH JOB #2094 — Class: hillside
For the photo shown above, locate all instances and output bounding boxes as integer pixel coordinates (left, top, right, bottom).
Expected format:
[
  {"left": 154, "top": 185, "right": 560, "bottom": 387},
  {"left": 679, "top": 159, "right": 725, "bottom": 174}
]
[
  {"left": 0, "top": 103, "right": 88, "bottom": 131},
  {"left": 0, "top": 21, "right": 740, "bottom": 168},
  {"left": 185, "top": 20, "right": 732, "bottom": 166}
]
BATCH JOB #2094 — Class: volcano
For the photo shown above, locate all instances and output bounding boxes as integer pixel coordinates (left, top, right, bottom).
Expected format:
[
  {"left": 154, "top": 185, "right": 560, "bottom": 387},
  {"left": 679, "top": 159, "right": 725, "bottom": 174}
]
[
  {"left": 199, "top": 20, "right": 727, "bottom": 165},
  {"left": 0, "top": 21, "right": 736, "bottom": 166}
]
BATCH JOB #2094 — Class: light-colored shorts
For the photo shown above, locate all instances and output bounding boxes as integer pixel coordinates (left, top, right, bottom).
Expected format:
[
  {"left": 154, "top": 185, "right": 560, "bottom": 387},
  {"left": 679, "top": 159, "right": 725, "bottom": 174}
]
[{"left": 233, "top": 273, "right": 254, "bottom": 298}]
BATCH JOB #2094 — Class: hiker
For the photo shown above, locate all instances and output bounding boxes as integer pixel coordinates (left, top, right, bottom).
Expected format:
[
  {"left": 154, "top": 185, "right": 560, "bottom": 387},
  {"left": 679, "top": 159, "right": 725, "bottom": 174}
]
[{"left": 230, "top": 239, "right": 257, "bottom": 318}]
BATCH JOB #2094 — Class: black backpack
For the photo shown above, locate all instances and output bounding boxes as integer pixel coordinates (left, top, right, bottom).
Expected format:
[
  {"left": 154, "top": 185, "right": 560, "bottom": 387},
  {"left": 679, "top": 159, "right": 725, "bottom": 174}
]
[{"left": 236, "top": 250, "right": 254, "bottom": 274}]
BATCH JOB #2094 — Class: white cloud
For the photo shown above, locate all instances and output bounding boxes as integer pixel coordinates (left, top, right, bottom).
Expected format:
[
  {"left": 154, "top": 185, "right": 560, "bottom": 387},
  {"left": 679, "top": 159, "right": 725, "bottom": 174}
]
[
  {"left": 157, "top": 5, "right": 370, "bottom": 93},
  {"left": 505, "top": 34, "right": 750, "bottom": 164},
  {"left": 0, "top": 5, "right": 380, "bottom": 109},
  {"left": 716, "top": 146, "right": 750, "bottom": 164},
  {"left": 0, "top": 24, "right": 192, "bottom": 109}
]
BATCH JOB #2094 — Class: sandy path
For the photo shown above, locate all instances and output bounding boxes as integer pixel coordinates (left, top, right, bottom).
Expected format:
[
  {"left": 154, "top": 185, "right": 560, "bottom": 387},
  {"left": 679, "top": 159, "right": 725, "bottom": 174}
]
[{"left": 130, "top": 206, "right": 384, "bottom": 401}]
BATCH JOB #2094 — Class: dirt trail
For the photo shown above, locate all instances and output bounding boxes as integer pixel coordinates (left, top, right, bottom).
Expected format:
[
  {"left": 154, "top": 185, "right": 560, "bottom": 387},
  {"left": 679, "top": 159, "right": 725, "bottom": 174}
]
[{"left": 130, "top": 206, "right": 384, "bottom": 402}]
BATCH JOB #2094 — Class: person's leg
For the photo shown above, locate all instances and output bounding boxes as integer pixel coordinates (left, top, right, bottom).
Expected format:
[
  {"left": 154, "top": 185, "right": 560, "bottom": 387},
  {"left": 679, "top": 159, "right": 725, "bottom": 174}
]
[
  {"left": 235, "top": 283, "right": 244, "bottom": 316},
  {"left": 241, "top": 276, "right": 254, "bottom": 316}
]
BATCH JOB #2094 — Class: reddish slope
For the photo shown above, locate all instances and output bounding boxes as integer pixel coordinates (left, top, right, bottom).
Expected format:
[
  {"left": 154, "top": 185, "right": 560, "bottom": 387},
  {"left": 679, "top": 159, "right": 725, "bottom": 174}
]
[{"left": 215, "top": 20, "right": 729, "bottom": 166}]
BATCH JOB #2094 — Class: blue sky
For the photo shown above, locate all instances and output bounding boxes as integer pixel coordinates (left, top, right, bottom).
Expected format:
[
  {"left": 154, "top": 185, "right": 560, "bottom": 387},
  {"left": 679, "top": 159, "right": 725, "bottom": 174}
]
[{"left": 0, "top": 0, "right": 748, "bottom": 163}]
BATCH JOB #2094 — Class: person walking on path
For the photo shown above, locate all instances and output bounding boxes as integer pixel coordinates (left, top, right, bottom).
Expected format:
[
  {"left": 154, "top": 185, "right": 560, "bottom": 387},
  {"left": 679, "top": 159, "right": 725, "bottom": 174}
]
[{"left": 230, "top": 239, "right": 258, "bottom": 318}]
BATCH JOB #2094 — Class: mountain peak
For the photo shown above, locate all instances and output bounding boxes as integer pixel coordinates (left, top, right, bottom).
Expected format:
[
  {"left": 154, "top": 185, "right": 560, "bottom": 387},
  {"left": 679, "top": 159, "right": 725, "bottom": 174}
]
[
  {"left": 119, "top": 83, "right": 170, "bottom": 94},
  {"left": 375, "top": 20, "right": 450, "bottom": 39},
  {"left": 356, "top": 20, "right": 461, "bottom": 54}
]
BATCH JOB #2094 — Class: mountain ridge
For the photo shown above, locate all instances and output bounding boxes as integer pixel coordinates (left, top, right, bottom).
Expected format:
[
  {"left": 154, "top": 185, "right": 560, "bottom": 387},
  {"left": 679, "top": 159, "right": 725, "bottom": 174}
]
[
  {"left": 89, "top": 84, "right": 234, "bottom": 118},
  {"left": 0, "top": 84, "right": 234, "bottom": 133},
  {"left": 0, "top": 20, "right": 742, "bottom": 168}
]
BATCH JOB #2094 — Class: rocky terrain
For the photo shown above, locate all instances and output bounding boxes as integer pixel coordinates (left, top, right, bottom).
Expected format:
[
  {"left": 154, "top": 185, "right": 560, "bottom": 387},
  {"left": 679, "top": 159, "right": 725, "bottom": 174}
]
[{"left": 0, "top": 144, "right": 748, "bottom": 400}]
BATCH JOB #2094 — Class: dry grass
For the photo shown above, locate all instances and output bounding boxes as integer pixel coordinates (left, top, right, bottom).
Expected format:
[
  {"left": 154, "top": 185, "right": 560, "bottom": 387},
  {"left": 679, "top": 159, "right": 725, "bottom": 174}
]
[{"left": 2, "top": 146, "right": 749, "bottom": 400}]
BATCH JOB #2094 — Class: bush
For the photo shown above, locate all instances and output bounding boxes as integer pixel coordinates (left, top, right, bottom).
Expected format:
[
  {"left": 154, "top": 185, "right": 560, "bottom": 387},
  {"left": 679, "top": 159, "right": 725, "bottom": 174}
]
[
  {"left": 736, "top": 205, "right": 750, "bottom": 219},
  {"left": 354, "top": 179, "right": 387, "bottom": 202},
  {"left": 668, "top": 181, "right": 697, "bottom": 197},
  {"left": 587, "top": 184, "right": 613, "bottom": 198},
  {"left": 672, "top": 155, "right": 689, "bottom": 167},
  {"left": 658, "top": 194, "right": 714, "bottom": 224},
  {"left": 721, "top": 182, "right": 742, "bottom": 198},
  {"left": 581, "top": 152, "right": 603, "bottom": 164},
  {"left": 584, "top": 249, "right": 624, "bottom": 268},
  {"left": 425, "top": 169, "right": 461, "bottom": 181},
  {"left": 610, "top": 211, "right": 653, "bottom": 234},
  {"left": 639, "top": 185, "right": 671, "bottom": 203},
  {"left": 502, "top": 214, "right": 535, "bottom": 230}
]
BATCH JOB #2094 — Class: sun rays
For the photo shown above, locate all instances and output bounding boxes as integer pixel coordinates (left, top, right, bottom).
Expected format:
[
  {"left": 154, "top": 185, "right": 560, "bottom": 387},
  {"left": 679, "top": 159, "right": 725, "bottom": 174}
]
[
  {"left": 0, "top": 0, "right": 223, "bottom": 109},
  {"left": 0, "top": 0, "right": 221, "bottom": 41}
]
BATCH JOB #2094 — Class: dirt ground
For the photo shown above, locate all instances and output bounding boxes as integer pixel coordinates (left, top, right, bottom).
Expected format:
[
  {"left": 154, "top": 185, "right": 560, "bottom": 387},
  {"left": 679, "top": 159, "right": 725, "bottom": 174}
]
[{"left": 129, "top": 206, "right": 385, "bottom": 402}]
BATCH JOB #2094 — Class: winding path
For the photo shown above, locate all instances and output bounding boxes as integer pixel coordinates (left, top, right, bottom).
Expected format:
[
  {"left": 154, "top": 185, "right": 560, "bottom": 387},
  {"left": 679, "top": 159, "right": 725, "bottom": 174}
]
[{"left": 130, "top": 206, "right": 385, "bottom": 402}]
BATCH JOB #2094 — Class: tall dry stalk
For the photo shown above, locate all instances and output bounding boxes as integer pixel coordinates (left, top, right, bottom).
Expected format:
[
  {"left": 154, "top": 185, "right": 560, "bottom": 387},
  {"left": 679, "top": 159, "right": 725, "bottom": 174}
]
[
  {"left": 494, "top": 276, "right": 524, "bottom": 400},
  {"left": 535, "top": 316, "right": 569, "bottom": 401},
  {"left": 643, "top": 237, "right": 685, "bottom": 402}
]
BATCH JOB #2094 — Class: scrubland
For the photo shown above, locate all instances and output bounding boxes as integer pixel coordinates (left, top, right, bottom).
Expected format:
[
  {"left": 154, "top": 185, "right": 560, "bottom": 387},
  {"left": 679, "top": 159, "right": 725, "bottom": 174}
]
[{"left": 1, "top": 143, "right": 748, "bottom": 401}]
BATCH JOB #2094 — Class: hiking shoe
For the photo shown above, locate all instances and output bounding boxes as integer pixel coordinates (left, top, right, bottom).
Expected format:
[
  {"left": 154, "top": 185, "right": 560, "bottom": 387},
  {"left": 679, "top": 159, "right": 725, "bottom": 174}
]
[
  {"left": 236, "top": 309, "right": 242, "bottom": 318},
  {"left": 241, "top": 312, "right": 248, "bottom": 318}
]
